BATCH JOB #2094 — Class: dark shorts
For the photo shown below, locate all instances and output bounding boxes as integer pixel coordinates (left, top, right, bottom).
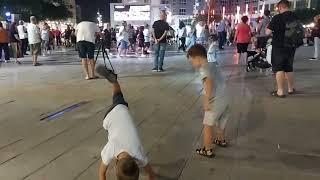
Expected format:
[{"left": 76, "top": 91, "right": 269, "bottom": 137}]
[
  {"left": 105, "top": 92, "right": 129, "bottom": 116},
  {"left": 237, "top": 43, "right": 249, "bottom": 53},
  {"left": 138, "top": 40, "right": 144, "bottom": 48},
  {"left": 271, "top": 47, "right": 296, "bottom": 72},
  {"left": 257, "top": 37, "right": 269, "bottom": 49},
  {"left": 78, "top": 41, "right": 95, "bottom": 59}
]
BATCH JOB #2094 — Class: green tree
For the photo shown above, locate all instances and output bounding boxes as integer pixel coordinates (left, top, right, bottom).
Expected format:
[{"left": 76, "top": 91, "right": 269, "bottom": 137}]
[
  {"left": 295, "top": 8, "right": 320, "bottom": 24},
  {"left": 0, "top": 0, "right": 72, "bottom": 21}
]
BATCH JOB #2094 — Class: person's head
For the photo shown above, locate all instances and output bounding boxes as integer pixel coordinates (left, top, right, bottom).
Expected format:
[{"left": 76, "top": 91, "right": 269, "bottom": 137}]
[
  {"left": 241, "top": 16, "right": 249, "bottom": 24},
  {"left": 30, "top": 16, "right": 37, "bottom": 24},
  {"left": 264, "top": 9, "right": 271, "bottom": 17},
  {"left": 277, "top": 0, "right": 290, "bottom": 13},
  {"left": 19, "top": 20, "right": 24, "bottom": 25},
  {"left": 145, "top": 24, "right": 149, "bottom": 29},
  {"left": 0, "top": 22, "right": 3, "bottom": 28},
  {"left": 160, "top": 10, "right": 167, "bottom": 21},
  {"left": 187, "top": 44, "right": 207, "bottom": 68},
  {"left": 116, "top": 155, "right": 139, "bottom": 180},
  {"left": 139, "top": 26, "right": 144, "bottom": 31}
]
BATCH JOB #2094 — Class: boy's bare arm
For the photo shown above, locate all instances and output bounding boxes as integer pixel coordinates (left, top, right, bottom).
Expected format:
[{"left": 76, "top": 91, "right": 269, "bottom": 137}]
[
  {"left": 99, "top": 161, "right": 108, "bottom": 180},
  {"left": 144, "top": 163, "right": 156, "bottom": 180},
  {"left": 203, "top": 78, "right": 213, "bottom": 111}
]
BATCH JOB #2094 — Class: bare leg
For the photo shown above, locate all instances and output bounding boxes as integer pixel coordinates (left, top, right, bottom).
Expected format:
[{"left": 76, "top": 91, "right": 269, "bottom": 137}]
[
  {"left": 33, "top": 55, "right": 38, "bottom": 65},
  {"left": 203, "top": 125, "right": 214, "bottom": 149},
  {"left": 82, "top": 59, "right": 90, "bottom": 79},
  {"left": 112, "top": 82, "right": 121, "bottom": 95},
  {"left": 236, "top": 53, "right": 241, "bottom": 65},
  {"left": 285, "top": 72, "right": 294, "bottom": 92},
  {"left": 88, "top": 59, "right": 96, "bottom": 78},
  {"left": 276, "top": 71, "right": 285, "bottom": 96}
]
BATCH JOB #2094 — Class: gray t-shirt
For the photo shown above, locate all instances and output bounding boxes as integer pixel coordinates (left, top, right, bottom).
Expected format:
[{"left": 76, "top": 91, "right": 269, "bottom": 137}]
[
  {"left": 199, "top": 63, "right": 226, "bottom": 101},
  {"left": 258, "top": 16, "right": 270, "bottom": 37}
]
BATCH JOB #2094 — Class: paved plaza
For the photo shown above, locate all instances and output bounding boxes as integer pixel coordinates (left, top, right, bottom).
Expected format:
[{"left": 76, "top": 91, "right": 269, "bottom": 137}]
[{"left": 0, "top": 46, "right": 320, "bottom": 180}]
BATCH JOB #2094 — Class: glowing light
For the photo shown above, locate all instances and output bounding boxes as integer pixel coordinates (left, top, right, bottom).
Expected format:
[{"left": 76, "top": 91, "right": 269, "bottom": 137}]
[
  {"left": 245, "top": 4, "right": 249, "bottom": 15},
  {"left": 5, "top": 12, "right": 11, "bottom": 17},
  {"left": 212, "top": 10, "right": 215, "bottom": 15},
  {"left": 115, "top": 5, "right": 125, "bottom": 9},
  {"left": 260, "top": 1, "right": 265, "bottom": 16},
  {"left": 236, "top": 6, "right": 240, "bottom": 24}
]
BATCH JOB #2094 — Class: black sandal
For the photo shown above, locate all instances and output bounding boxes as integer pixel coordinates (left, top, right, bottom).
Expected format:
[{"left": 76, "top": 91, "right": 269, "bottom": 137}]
[
  {"left": 196, "top": 147, "right": 215, "bottom": 158},
  {"left": 271, "top": 91, "right": 286, "bottom": 98},
  {"left": 214, "top": 139, "right": 228, "bottom": 147},
  {"left": 288, "top": 88, "right": 296, "bottom": 95}
]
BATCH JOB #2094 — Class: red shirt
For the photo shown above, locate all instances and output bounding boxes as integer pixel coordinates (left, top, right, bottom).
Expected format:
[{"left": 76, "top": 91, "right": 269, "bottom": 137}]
[
  {"left": 236, "top": 23, "right": 251, "bottom": 43},
  {"left": 0, "top": 28, "right": 9, "bottom": 43},
  {"left": 53, "top": 29, "right": 61, "bottom": 37}
]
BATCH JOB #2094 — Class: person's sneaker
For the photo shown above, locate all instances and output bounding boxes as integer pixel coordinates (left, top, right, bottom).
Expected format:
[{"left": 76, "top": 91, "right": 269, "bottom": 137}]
[
  {"left": 309, "top": 57, "right": 318, "bottom": 61},
  {"left": 158, "top": 68, "right": 164, "bottom": 72},
  {"left": 152, "top": 68, "right": 158, "bottom": 72},
  {"left": 96, "top": 65, "right": 118, "bottom": 83}
]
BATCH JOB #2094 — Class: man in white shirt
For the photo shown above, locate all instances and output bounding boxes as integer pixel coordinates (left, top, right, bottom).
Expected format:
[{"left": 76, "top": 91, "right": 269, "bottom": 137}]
[
  {"left": 27, "top": 16, "right": 41, "bottom": 66},
  {"left": 95, "top": 65, "right": 155, "bottom": 180},
  {"left": 76, "top": 20, "right": 100, "bottom": 80},
  {"left": 17, "top": 20, "right": 28, "bottom": 56}
]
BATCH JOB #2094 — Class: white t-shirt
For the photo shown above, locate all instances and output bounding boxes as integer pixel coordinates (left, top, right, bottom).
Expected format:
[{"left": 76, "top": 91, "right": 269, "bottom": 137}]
[
  {"left": 207, "top": 42, "right": 218, "bottom": 63},
  {"left": 196, "top": 24, "right": 205, "bottom": 38},
  {"left": 76, "top": 21, "right": 100, "bottom": 43},
  {"left": 27, "top": 23, "right": 41, "bottom": 44},
  {"left": 17, "top": 25, "right": 27, "bottom": 39},
  {"left": 41, "top": 29, "right": 49, "bottom": 41},
  {"left": 101, "top": 105, "right": 148, "bottom": 167},
  {"left": 143, "top": 28, "right": 150, "bottom": 42},
  {"left": 118, "top": 26, "right": 129, "bottom": 42}
]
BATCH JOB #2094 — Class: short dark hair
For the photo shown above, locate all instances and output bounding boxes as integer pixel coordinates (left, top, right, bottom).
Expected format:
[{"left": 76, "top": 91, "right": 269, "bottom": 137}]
[
  {"left": 264, "top": 9, "right": 271, "bottom": 16},
  {"left": 116, "top": 156, "right": 139, "bottom": 180},
  {"left": 187, "top": 44, "right": 207, "bottom": 59},
  {"left": 241, "top": 16, "right": 249, "bottom": 24},
  {"left": 277, "top": 0, "right": 290, "bottom": 8},
  {"left": 0, "top": 22, "right": 2, "bottom": 28}
]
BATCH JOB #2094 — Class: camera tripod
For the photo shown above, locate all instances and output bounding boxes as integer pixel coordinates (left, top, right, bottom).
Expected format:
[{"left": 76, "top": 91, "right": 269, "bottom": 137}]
[{"left": 94, "top": 41, "right": 115, "bottom": 72}]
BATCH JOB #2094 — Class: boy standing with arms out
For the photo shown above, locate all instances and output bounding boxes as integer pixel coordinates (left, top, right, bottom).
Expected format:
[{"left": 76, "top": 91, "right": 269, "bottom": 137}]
[
  {"left": 96, "top": 65, "right": 155, "bottom": 180},
  {"left": 187, "top": 44, "right": 229, "bottom": 158}
]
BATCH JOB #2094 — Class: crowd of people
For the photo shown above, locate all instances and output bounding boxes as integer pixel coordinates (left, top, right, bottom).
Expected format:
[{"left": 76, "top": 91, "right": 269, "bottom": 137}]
[{"left": 0, "top": 17, "right": 78, "bottom": 65}]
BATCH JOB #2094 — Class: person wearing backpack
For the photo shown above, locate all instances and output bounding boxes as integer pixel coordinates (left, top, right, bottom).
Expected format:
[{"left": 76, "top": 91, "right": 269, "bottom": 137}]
[{"left": 266, "top": 0, "right": 303, "bottom": 98}]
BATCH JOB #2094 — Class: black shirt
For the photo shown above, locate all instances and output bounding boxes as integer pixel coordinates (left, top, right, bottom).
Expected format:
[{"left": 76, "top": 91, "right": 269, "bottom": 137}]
[
  {"left": 152, "top": 20, "right": 170, "bottom": 43},
  {"left": 268, "top": 11, "right": 298, "bottom": 48},
  {"left": 10, "top": 27, "right": 19, "bottom": 43}
]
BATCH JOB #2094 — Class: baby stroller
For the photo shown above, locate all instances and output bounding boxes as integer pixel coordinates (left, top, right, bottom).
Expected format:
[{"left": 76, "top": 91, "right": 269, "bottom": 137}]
[{"left": 246, "top": 46, "right": 272, "bottom": 72}]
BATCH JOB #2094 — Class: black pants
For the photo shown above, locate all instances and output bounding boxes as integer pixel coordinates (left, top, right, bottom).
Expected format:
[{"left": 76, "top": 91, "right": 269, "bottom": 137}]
[
  {"left": 218, "top": 31, "right": 226, "bottom": 49},
  {"left": 178, "top": 37, "right": 186, "bottom": 51},
  {"left": 21, "top": 39, "right": 28, "bottom": 55},
  {"left": 0, "top": 43, "right": 10, "bottom": 60}
]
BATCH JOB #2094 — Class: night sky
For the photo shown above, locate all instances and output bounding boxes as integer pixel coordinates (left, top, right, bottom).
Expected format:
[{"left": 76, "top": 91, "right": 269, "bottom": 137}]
[{"left": 76, "top": 0, "right": 118, "bottom": 22}]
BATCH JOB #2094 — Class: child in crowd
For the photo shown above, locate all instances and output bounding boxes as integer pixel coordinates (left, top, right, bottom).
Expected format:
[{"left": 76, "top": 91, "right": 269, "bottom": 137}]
[
  {"left": 207, "top": 35, "right": 219, "bottom": 63},
  {"left": 187, "top": 44, "right": 230, "bottom": 158},
  {"left": 96, "top": 65, "right": 155, "bottom": 180}
]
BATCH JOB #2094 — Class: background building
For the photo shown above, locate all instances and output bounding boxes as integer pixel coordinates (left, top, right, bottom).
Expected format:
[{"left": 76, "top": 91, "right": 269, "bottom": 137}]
[{"left": 259, "top": 0, "right": 320, "bottom": 13}]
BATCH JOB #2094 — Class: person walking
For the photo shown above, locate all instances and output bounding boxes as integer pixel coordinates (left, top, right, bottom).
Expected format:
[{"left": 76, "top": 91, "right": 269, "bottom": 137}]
[
  {"left": 266, "top": 0, "right": 304, "bottom": 97},
  {"left": 54, "top": 28, "right": 62, "bottom": 48},
  {"left": 178, "top": 21, "right": 187, "bottom": 52},
  {"left": 257, "top": 10, "right": 271, "bottom": 51},
  {"left": 9, "top": 22, "right": 21, "bottom": 64},
  {"left": 118, "top": 22, "right": 129, "bottom": 57},
  {"left": 196, "top": 21, "right": 205, "bottom": 45},
  {"left": 217, "top": 19, "right": 226, "bottom": 50},
  {"left": 76, "top": 19, "right": 100, "bottom": 80},
  {"left": 152, "top": 10, "right": 170, "bottom": 72},
  {"left": 17, "top": 20, "right": 28, "bottom": 56},
  {"left": 0, "top": 22, "right": 10, "bottom": 62},
  {"left": 309, "top": 17, "right": 320, "bottom": 61},
  {"left": 41, "top": 23, "right": 50, "bottom": 56},
  {"left": 234, "top": 16, "right": 251, "bottom": 65},
  {"left": 27, "top": 16, "right": 42, "bottom": 66},
  {"left": 143, "top": 24, "right": 151, "bottom": 55}
]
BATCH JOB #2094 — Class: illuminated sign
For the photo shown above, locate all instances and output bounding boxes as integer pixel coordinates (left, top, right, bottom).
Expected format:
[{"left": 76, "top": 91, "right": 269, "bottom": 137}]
[{"left": 114, "top": 5, "right": 150, "bottom": 21}]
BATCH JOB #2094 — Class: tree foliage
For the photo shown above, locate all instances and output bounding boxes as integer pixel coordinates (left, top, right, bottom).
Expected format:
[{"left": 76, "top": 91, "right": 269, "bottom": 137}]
[
  {"left": 0, "top": 0, "right": 72, "bottom": 21},
  {"left": 295, "top": 8, "right": 320, "bottom": 24}
]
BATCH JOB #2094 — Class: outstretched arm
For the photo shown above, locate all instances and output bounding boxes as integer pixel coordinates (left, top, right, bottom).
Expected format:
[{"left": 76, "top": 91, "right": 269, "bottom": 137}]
[
  {"left": 144, "top": 163, "right": 156, "bottom": 180},
  {"left": 99, "top": 161, "right": 108, "bottom": 180}
]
